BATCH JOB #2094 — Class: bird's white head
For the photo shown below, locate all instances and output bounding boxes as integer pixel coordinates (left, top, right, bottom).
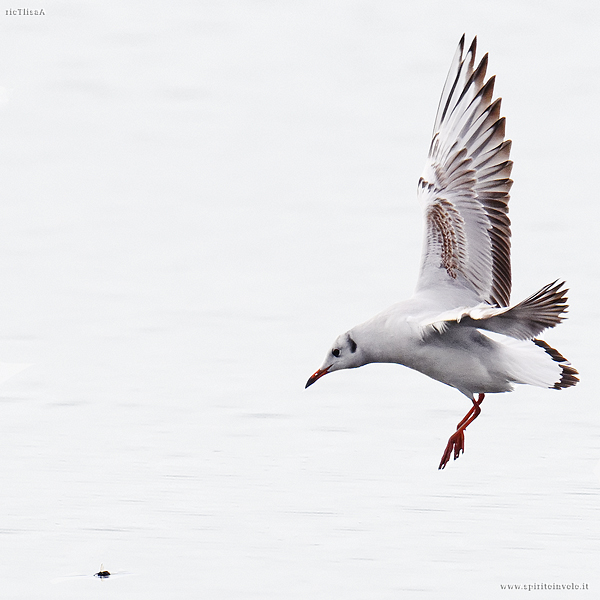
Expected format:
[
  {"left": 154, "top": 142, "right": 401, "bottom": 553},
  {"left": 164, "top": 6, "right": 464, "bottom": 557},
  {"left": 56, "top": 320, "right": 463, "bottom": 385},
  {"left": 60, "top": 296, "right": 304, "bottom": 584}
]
[{"left": 305, "top": 331, "right": 365, "bottom": 388}]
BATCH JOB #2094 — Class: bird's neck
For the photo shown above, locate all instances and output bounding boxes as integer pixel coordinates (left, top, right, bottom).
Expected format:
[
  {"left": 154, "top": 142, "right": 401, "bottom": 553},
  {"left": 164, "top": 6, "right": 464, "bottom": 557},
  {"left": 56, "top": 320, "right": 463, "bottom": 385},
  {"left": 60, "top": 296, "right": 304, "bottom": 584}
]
[{"left": 351, "top": 308, "right": 418, "bottom": 366}]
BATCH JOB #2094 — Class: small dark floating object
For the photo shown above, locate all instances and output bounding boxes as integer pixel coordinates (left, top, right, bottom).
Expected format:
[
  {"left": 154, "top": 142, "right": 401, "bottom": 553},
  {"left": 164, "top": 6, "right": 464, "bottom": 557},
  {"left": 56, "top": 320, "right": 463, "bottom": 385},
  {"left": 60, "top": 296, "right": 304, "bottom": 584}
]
[{"left": 95, "top": 569, "right": 110, "bottom": 578}]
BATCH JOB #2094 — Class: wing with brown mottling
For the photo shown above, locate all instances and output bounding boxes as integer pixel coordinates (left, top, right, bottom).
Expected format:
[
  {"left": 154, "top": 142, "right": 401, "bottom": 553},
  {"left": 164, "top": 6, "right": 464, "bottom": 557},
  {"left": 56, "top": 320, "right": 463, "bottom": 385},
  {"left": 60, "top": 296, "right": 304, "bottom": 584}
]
[{"left": 416, "top": 36, "right": 512, "bottom": 307}]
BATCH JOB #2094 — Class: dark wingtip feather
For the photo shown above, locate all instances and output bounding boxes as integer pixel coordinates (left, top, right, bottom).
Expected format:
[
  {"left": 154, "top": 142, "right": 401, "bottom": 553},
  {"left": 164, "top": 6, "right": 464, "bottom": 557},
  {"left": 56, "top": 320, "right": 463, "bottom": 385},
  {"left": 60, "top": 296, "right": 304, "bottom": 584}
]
[
  {"left": 477, "top": 51, "right": 488, "bottom": 72},
  {"left": 467, "top": 38, "right": 477, "bottom": 65},
  {"left": 532, "top": 339, "right": 579, "bottom": 389}
]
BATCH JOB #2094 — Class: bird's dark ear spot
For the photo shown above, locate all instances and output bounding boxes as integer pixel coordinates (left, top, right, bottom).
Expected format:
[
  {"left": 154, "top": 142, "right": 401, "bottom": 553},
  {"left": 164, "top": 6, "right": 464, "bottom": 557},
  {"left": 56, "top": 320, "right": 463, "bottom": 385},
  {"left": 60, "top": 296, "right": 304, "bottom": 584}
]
[{"left": 348, "top": 336, "right": 357, "bottom": 353}]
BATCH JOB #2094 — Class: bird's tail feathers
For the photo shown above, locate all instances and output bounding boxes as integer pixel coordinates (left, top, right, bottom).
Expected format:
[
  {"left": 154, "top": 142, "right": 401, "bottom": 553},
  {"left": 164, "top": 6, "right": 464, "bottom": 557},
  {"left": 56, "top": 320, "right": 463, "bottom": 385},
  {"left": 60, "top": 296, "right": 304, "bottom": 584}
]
[{"left": 497, "top": 336, "right": 579, "bottom": 389}]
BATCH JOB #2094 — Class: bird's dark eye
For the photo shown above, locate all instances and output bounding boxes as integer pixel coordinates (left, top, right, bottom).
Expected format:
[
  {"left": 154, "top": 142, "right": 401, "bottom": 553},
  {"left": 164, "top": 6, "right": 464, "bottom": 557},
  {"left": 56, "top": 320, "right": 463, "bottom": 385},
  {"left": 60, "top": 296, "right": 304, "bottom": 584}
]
[{"left": 332, "top": 348, "right": 340, "bottom": 357}]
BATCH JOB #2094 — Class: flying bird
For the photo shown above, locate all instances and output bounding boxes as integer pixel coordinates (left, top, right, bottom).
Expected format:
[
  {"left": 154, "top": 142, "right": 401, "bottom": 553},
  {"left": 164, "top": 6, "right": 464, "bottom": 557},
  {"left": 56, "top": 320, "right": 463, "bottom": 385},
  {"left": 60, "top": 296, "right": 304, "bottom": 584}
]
[{"left": 305, "top": 35, "right": 579, "bottom": 469}]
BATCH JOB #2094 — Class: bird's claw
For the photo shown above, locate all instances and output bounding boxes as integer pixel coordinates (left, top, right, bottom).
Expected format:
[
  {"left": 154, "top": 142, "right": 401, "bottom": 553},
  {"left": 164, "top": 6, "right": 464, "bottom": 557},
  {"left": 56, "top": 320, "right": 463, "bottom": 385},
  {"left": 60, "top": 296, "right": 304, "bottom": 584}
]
[{"left": 438, "top": 430, "right": 465, "bottom": 469}]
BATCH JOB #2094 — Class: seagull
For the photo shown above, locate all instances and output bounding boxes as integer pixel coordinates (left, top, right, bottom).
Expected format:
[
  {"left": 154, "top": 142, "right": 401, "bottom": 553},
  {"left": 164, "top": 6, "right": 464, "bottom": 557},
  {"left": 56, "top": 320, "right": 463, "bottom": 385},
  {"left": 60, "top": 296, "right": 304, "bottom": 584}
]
[{"left": 305, "top": 35, "right": 579, "bottom": 469}]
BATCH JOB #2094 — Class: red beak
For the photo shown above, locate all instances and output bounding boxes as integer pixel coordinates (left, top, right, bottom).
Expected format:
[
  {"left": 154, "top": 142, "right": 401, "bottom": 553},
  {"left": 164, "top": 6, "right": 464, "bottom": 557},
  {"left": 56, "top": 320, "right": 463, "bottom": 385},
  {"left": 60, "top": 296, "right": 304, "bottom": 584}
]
[{"left": 305, "top": 366, "right": 331, "bottom": 388}]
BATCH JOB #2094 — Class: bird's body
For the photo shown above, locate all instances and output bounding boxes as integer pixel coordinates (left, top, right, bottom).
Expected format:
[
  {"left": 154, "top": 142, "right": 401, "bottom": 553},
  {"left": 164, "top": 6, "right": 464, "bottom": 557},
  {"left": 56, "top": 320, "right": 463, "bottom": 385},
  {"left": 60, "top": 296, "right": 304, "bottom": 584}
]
[
  {"left": 337, "top": 281, "right": 576, "bottom": 398},
  {"left": 353, "top": 314, "right": 511, "bottom": 396},
  {"left": 306, "top": 36, "right": 579, "bottom": 468}
]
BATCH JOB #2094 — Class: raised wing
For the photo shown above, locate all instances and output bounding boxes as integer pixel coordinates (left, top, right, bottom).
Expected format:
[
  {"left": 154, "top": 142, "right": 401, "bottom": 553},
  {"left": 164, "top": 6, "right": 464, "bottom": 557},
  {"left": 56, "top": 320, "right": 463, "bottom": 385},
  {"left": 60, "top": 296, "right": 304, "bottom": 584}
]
[{"left": 416, "top": 36, "right": 512, "bottom": 307}]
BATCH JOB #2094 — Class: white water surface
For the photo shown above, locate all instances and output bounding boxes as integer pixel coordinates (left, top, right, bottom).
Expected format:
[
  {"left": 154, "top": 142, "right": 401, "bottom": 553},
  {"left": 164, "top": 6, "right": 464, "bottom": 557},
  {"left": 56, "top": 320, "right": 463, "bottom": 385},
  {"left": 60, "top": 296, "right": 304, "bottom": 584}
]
[{"left": 0, "top": 2, "right": 598, "bottom": 598}]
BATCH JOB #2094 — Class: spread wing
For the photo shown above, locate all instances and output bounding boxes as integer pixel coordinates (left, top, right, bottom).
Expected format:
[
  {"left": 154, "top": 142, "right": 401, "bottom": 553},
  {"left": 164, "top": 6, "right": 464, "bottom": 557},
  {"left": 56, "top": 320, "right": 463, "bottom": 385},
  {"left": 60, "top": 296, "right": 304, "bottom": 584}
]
[
  {"left": 416, "top": 36, "right": 512, "bottom": 307},
  {"left": 418, "top": 280, "right": 569, "bottom": 340}
]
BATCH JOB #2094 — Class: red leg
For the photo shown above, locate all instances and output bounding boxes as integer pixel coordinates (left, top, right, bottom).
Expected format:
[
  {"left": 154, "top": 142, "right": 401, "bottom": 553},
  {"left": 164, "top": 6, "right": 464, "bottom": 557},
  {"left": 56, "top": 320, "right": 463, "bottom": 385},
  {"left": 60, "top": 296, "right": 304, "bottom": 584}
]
[
  {"left": 455, "top": 393, "right": 484, "bottom": 430},
  {"left": 439, "top": 393, "right": 484, "bottom": 470}
]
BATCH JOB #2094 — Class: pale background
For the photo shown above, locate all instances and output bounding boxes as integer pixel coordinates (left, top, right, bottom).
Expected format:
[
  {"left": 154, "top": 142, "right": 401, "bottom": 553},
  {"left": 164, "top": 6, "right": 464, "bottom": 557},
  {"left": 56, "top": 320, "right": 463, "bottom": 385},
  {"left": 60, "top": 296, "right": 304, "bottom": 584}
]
[{"left": 0, "top": 1, "right": 598, "bottom": 598}]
